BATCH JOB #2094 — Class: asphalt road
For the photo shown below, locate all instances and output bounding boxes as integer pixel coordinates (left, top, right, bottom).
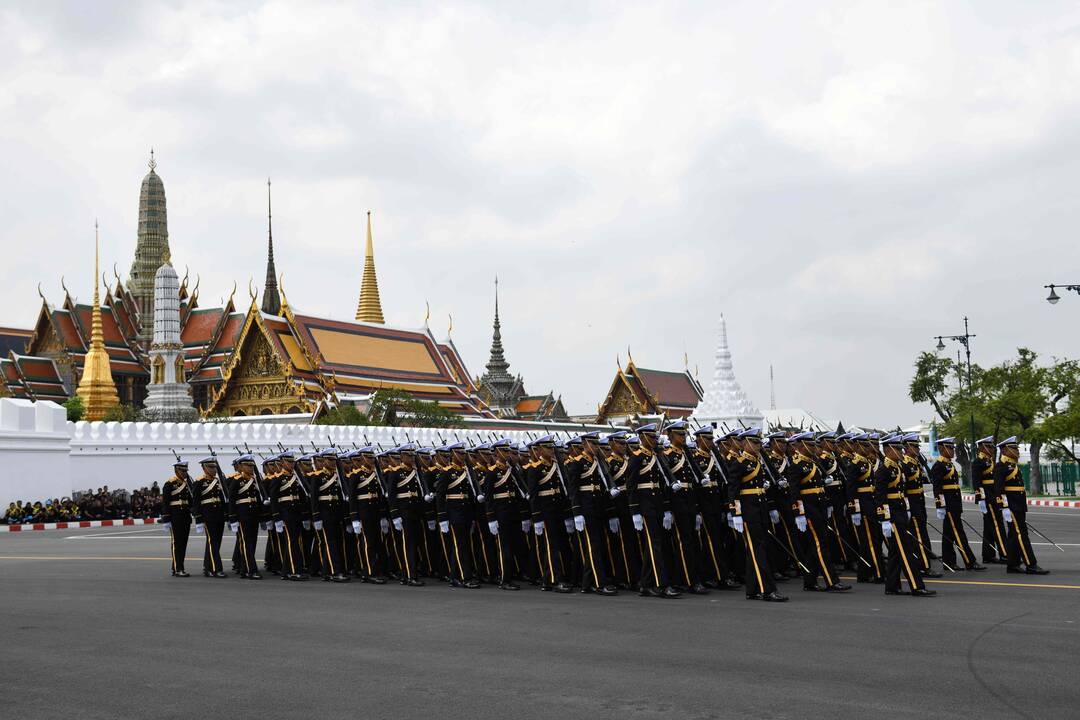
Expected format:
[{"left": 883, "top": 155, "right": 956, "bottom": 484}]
[{"left": 2, "top": 501, "right": 1078, "bottom": 720}]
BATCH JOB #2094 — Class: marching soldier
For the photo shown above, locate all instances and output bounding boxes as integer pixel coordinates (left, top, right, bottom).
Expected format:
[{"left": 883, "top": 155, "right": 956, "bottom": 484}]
[
  {"left": 385, "top": 445, "right": 427, "bottom": 587},
  {"left": 689, "top": 427, "right": 741, "bottom": 590},
  {"left": 564, "top": 433, "right": 618, "bottom": 595},
  {"left": 604, "top": 432, "right": 643, "bottom": 590},
  {"left": 261, "top": 455, "right": 282, "bottom": 576},
  {"left": 995, "top": 437, "right": 1049, "bottom": 575},
  {"left": 486, "top": 439, "right": 533, "bottom": 590},
  {"left": 817, "top": 432, "right": 855, "bottom": 572},
  {"left": 760, "top": 431, "right": 799, "bottom": 581},
  {"left": 902, "top": 433, "right": 941, "bottom": 578},
  {"left": 783, "top": 432, "right": 850, "bottom": 593},
  {"left": 160, "top": 458, "right": 193, "bottom": 577},
  {"left": 267, "top": 452, "right": 308, "bottom": 581},
  {"left": 659, "top": 423, "right": 708, "bottom": 595},
  {"left": 308, "top": 449, "right": 349, "bottom": 583},
  {"left": 627, "top": 426, "right": 681, "bottom": 599},
  {"left": 192, "top": 456, "right": 228, "bottom": 578},
  {"left": 345, "top": 448, "right": 390, "bottom": 584},
  {"left": 874, "top": 434, "right": 935, "bottom": 597},
  {"left": 226, "top": 454, "right": 265, "bottom": 579},
  {"left": 436, "top": 442, "right": 481, "bottom": 589},
  {"left": 929, "top": 438, "right": 984, "bottom": 572},
  {"left": 838, "top": 433, "right": 883, "bottom": 583},
  {"left": 526, "top": 435, "right": 574, "bottom": 593},
  {"left": 973, "top": 437, "right": 1008, "bottom": 564},
  {"left": 726, "top": 428, "right": 786, "bottom": 602}
]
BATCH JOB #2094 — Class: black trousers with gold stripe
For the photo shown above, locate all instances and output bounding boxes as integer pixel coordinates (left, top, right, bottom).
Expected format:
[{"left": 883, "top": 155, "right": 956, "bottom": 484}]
[
  {"left": 576, "top": 513, "right": 613, "bottom": 590},
  {"left": 884, "top": 510, "right": 925, "bottom": 593},
  {"left": 492, "top": 503, "right": 534, "bottom": 583},
  {"left": 796, "top": 498, "right": 837, "bottom": 589},
  {"left": 636, "top": 506, "right": 670, "bottom": 591},
  {"left": 200, "top": 506, "right": 225, "bottom": 574},
  {"left": 740, "top": 505, "right": 776, "bottom": 597},
  {"left": 940, "top": 498, "right": 976, "bottom": 569},
  {"left": 535, "top": 505, "right": 572, "bottom": 586},
  {"left": 1004, "top": 497, "right": 1038, "bottom": 569},
  {"left": 167, "top": 511, "right": 190, "bottom": 574},
  {"left": 316, "top": 502, "right": 346, "bottom": 578},
  {"left": 234, "top": 509, "right": 261, "bottom": 576},
  {"left": 447, "top": 520, "right": 478, "bottom": 582},
  {"left": 981, "top": 494, "right": 1007, "bottom": 562}
]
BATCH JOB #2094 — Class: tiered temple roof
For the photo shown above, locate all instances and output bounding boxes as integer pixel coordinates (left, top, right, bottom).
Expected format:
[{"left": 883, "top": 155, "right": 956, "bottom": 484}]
[{"left": 595, "top": 358, "right": 704, "bottom": 424}]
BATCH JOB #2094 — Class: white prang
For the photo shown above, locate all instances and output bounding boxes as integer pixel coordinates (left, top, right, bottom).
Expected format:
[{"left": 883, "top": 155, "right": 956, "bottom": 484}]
[
  {"left": 143, "top": 260, "right": 195, "bottom": 418},
  {"left": 692, "top": 314, "right": 764, "bottom": 429}
]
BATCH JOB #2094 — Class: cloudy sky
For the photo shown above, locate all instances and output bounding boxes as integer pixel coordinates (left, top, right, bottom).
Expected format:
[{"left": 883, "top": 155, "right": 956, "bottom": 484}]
[{"left": 3, "top": 1, "right": 1079, "bottom": 425}]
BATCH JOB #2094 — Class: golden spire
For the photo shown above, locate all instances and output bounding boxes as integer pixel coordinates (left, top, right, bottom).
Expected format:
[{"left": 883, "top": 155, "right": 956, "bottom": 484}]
[
  {"left": 355, "top": 211, "right": 385, "bottom": 323},
  {"left": 76, "top": 221, "right": 119, "bottom": 420}
]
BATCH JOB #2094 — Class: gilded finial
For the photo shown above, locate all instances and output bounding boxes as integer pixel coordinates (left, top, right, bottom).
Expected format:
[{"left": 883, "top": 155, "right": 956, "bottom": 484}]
[
  {"left": 627, "top": 346, "right": 634, "bottom": 366},
  {"left": 162, "top": 248, "right": 171, "bottom": 266},
  {"left": 424, "top": 300, "right": 430, "bottom": 326},
  {"left": 448, "top": 313, "right": 454, "bottom": 335},
  {"left": 248, "top": 278, "right": 257, "bottom": 302},
  {"left": 60, "top": 275, "right": 69, "bottom": 297},
  {"left": 148, "top": 148, "right": 156, "bottom": 172},
  {"left": 616, "top": 354, "right": 622, "bottom": 372}
]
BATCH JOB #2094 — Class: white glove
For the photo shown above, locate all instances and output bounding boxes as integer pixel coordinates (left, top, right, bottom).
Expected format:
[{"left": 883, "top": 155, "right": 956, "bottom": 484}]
[
  {"left": 852, "top": 513, "right": 862, "bottom": 527},
  {"left": 380, "top": 518, "right": 389, "bottom": 534},
  {"left": 392, "top": 517, "right": 403, "bottom": 532},
  {"left": 302, "top": 520, "right": 311, "bottom": 531},
  {"left": 732, "top": 515, "right": 744, "bottom": 534},
  {"left": 936, "top": 508, "right": 946, "bottom": 521},
  {"left": 260, "top": 522, "right": 269, "bottom": 531},
  {"left": 345, "top": 523, "right": 353, "bottom": 534},
  {"left": 609, "top": 487, "right": 621, "bottom": 498},
  {"left": 564, "top": 518, "right": 575, "bottom": 533},
  {"left": 229, "top": 521, "right": 239, "bottom": 532},
  {"left": 352, "top": 520, "right": 362, "bottom": 533},
  {"left": 795, "top": 515, "right": 807, "bottom": 533},
  {"left": 881, "top": 521, "right": 893, "bottom": 538},
  {"left": 1002, "top": 507, "right": 1013, "bottom": 523},
  {"left": 439, "top": 520, "right": 450, "bottom": 534},
  {"left": 488, "top": 520, "right": 499, "bottom": 535},
  {"left": 701, "top": 478, "right": 712, "bottom": 487},
  {"left": 778, "top": 479, "right": 789, "bottom": 489},
  {"left": 521, "top": 519, "right": 531, "bottom": 533},
  {"left": 826, "top": 506, "right": 834, "bottom": 518},
  {"left": 694, "top": 513, "right": 703, "bottom": 531},
  {"left": 534, "top": 520, "right": 545, "bottom": 536},
  {"left": 978, "top": 500, "right": 987, "bottom": 515},
  {"left": 769, "top": 510, "right": 780, "bottom": 525},
  {"left": 671, "top": 481, "right": 684, "bottom": 492},
  {"left": 195, "top": 523, "right": 204, "bottom": 535},
  {"left": 163, "top": 522, "right": 171, "bottom": 533},
  {"left": 609, "top": 517, "right": 619, "bottom": 533},
  {"left": 424, "top": 493, "right": 435, "bottom": 503},
  {"left": 313, "top": 520, "right": 323, "bottom": 531},
  {"left": 574, "top": 515, "right": 585, "bottom": 532},
  {"left": 275, "top": 520, "right": 284, "bottom": 533},
  {"left": 477, "top": 494, "right": 486, "bottom": 503},
  {"left": 632, "top": 514, "right": 644, "bottom": 531},
  {"left": 427, "top": 520, "right": 436, "bottom": 531},
  {"left": 662, "top": 511, "right": 673, "bottom": 530}
]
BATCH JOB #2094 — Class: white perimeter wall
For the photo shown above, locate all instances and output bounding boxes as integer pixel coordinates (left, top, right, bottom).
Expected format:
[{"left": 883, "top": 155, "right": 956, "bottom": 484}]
[{"left": 0, "top": 399, "right": 538, "bottom": 505}]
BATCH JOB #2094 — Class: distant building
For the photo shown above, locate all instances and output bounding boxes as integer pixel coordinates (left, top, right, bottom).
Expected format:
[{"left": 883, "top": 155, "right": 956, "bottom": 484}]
[
  {"left": 692, "top": 315, "right": 763, "bottom": 429},
  {"left": 595, "top": 357, "right": 703, "bottom": 425}
]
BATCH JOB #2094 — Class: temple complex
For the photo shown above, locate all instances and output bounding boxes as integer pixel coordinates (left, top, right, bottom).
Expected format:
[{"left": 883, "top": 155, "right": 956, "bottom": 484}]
[
  {"left": 594, "top": 356, "right": 703, "bottom": 425},
  {"left": 691, "top": 315, "right": 763, "bottom": 429}
]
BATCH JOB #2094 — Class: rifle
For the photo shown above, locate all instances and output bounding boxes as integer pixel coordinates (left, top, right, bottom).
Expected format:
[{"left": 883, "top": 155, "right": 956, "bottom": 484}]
[
  {"left": 170, "top": 449, "right": 197, "bottom": 500},
  {"left": 1024, "top": 519, "right": 1065, "bottom": 553},
  {"left": 921, "top": 521, "right": 958, "bottom": 572},
  {"left": 237, "top": 444, "right": 268, "bottom": 504},
  {"left": 581, "top": 436, "right": 612, "bottom": 494},
  {"left": 327, "top": 435, "right": 349, "bottom": 502},
  {"left": 205, "top": 446, "right": 230, "bottom": 504}
]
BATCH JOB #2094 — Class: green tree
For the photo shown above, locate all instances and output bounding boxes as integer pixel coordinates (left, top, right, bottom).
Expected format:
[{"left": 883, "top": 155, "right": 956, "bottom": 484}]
[
  {"left": 315, "top": 389, "right": 462, "bottom": 429},
  {"left": 103, "top": 403, "right": 139, "bottom": 422},
  {"left": 63, "top": 396, "right": 84, "bottom": 422}
]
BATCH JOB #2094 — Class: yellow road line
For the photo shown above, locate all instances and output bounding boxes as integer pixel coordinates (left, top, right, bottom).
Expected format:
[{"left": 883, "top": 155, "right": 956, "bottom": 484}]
[
  {"left": 0, "top": 556, "right": 187, "bottom": 561},
  {"left": 841, "top": 574, "right": 1080, "bottom": 590}
]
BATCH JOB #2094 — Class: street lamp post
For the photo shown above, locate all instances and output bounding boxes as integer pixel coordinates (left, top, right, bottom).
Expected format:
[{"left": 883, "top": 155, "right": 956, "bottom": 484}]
[
  {"left": 934, "top": 316, "right": 978, "bottom": 490},
  {"left": 1044, "top": 284, "right": 1080, "bottom": 305}
]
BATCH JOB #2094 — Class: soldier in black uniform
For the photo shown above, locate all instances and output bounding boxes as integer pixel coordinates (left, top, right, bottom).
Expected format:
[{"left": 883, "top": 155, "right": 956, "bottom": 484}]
[
  {"left": 192, "top": 456, "right": 228, "bottom": 578},
  {"left": 563, "top": 433, "right": 618, "bottom": 595},
  {"left": 726, "top": 428, "right": 786, "bottom": 602},
  {"left": 266, "top": 452, "right": 308, "bottom": 581},
  {"left": 485, "top": 439, "right": 533, "bottom": 590},
  {"left": 603, "top": 432, "right": 643, "bottom": 590},
  {"left": 344, "top": 447, "right": 390, "bottom": 584},
  {"left": 783, "top": 432, "right": 850, "bottom": 593},
  {"left": 874, "top": 435, "right": 935, "bottom": 597},
  {"left": 973, "top": 437, "right": 1008, "bottom": 564},
  {"left": 689, "top": 427, "right": 741, "bottom": 591},
  {"left": 435, "top": 442, "right": 481, "bottom": 589},
  {"left": 901, "top": 433, "right": 941, "bottom": 577},
  {"left": 760, "top": 431, "right": 799, "bottom": 580},
  {"left": 629, "top": 425, "right": 682, "bottom": 599},
  {"left": 658, "top": 423, "right": 708, "bottom": 595},
  {"left": 160, "top": 458, "right": 193, "bottom": 577},
  {"left": 817, "top": 432, "right": 855, "bottom": 572},
  {"left": 526, "top": 435, "right": 574, "bottom": 593},
  {"left": 838, "top": 433, "right": 883, "bottom": 583},
  {"left": 261, "top": 455, "right": 282, "bottom": 576},
  {"left": 995, "top": 437, "right": 1049, "bottom": 575},
  {"left": 226, "top": 454, "right": 266, "bottom": 579},
  {"left": 385, "top": 445, "right": 427, "bottom": 587},
  {"left": 929, "top": 437, "right": 983, "bottom": 572},
  {"left": 307, "top": 450, "right": 349, "bottom": 583}
]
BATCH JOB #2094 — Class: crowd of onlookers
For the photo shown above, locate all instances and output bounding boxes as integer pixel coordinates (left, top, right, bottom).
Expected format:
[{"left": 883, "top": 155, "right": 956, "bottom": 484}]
[{"left": 2, "top": 484, "right": 162, "bottom": 524}]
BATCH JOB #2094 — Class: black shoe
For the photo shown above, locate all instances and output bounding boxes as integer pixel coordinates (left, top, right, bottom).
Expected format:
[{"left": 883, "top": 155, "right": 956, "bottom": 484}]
[
  {"left": 404, "top": 578, "right": 425, "bottom": 587},
  {"left": 702, "top": 579, "right": 720, "bottom": 589},
  {"left": 249, "top": 573, "right": 263, "bottom": 580},
  {"left": 688, "top": 583, "right": 710, "bottom": 595},
  {"left": 370, "top": 575, "right": 388, "bottom": 584},
  {"left": 171, "top": 570, "right": 190, "bottom": 578},
  {"left": 660, "top": 586, "right": 682, "bottom": 599},
  {"left": 884, "top": 589, "right": 909, "bottom": 596},
  {"left": 719, "top": 578, "right": 742, "bottom": 590},
  {"left": 762, "top": 591, "right": 788, "bottom": 602},
  {"left": 464, "top": 580, "right": 481, "bottom": 589},
  {"left": 826, "top": 583, "right": 852, "bottom": 592},
  {"left": 334, "top": 574, "right": 350, "bottom": 583},
  {"left": 640, "top": 587, "right": 663, "bottom": 598},
  {"left": 553, "top": 582, "right": 573, "bottom": 593},
  {"left": 986, "top": 557, "right": 1008, "bottom": 565},
  {"left": 214, "top": 571, "right": 228, "bottom": 578},
  {"left": 967, "top": 564, "right": 987, "bottom": 571},
  {"left": 1006, "top": 566, "right": 1024, "bottom": 574},
  {"left": 911, "top": 588, "right": 937, "bottom": 597},
  {"left": 202, "top": 570, "right": 211, "bottom": 577},
  {"left": 1026, "top": 566, "right": 1049, "bottom": 575},
  {"left": 772, "top": 572, "right": 787, "bottom": 582},
  {"left": 498, "top": 582, "right": 520, "bottom": 591},
  {"left": 920, "top": 570, "right": 943, "bottom": 578},
  {"left": 746, "top": 592, "right": 764, "bottom": 600},
  {"left": 803, "top": 584, "right": 824, "bottom": 592},
  {"left": 596, "top": 585, "right": 618, "bottom": 596}
]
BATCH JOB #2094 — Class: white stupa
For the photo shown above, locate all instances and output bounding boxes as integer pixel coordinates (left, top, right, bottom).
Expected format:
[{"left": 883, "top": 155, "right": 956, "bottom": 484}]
[
  {"left": 692, "top": 315, "right": 763, "bottom": 429},
  {"left": 142, "top": 253, "right": 197, "bottom": 421}
]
